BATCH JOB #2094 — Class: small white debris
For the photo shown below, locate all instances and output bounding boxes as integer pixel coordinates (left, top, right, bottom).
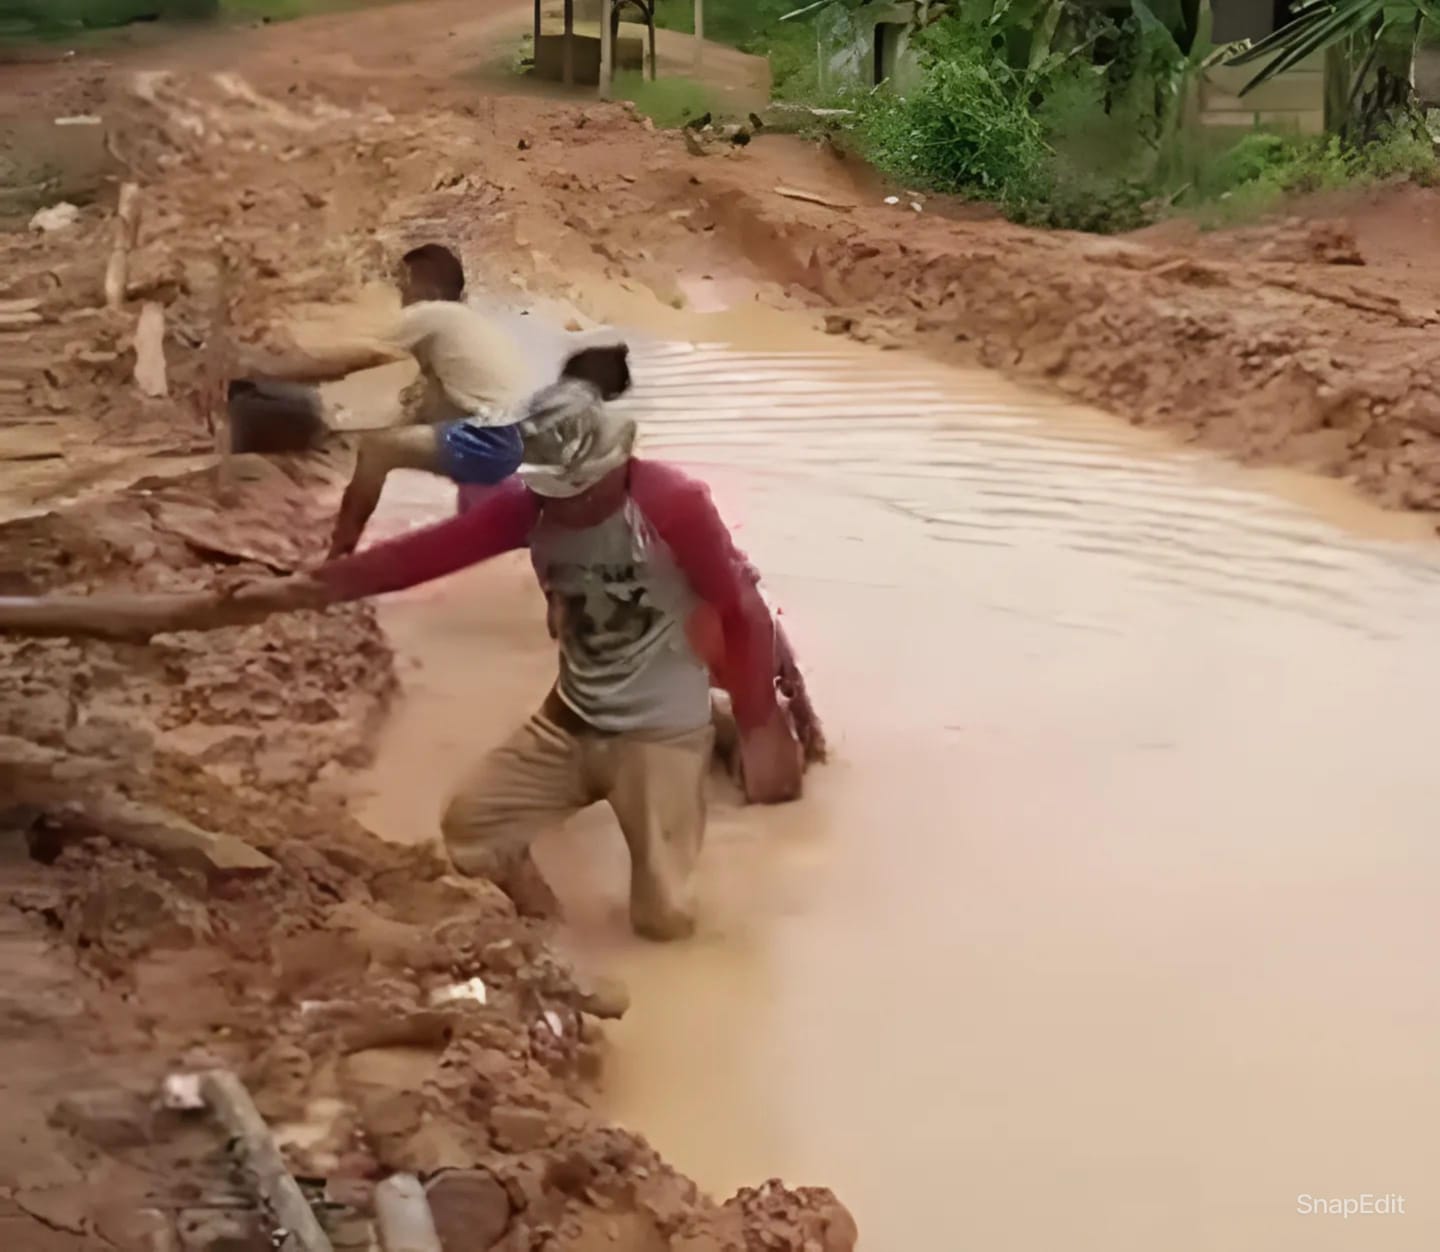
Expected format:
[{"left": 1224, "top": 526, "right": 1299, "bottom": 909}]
[
  {"left": 30, "top": 203, "right": 80, "bottom": 233},
  {"left": 911, "top": 202, "right": 923, "bottom": 213},
  {"left": 430, "top": 977, "right": 488, "bottom": 1007},
  {"left": 541, "top": 1010, "right": 565, "bottom": 1037},
  {"left": 161, "top": 1073, "right": 205, "bottom": 1111},
  {"left": 883, "top": 195, "right": 900, "bottom": 206},
  {"left": 54, "top": 115, "right": 101, "bottom": 126}
]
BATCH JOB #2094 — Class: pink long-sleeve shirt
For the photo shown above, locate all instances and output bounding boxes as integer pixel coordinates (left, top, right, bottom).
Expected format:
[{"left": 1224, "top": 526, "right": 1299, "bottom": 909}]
[{"left": 318, "top": 459, "right": 779, "bottom": 734}]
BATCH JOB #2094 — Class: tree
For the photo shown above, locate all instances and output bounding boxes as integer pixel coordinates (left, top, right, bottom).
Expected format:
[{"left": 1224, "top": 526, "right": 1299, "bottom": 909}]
[{"left": 1226, "top": 0, "right": 1440, "bottom": 139}]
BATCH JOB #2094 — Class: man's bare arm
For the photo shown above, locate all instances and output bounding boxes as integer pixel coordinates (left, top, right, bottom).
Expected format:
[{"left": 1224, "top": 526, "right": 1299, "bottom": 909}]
[
  {"left": 0, "top": 481, "right": 537, "bottom": 646},
  {"left": 0, "top": 578, "right": 330, "bottom": 645},
  {"left": 237, "top": 336, "right": 410, "bottom": 385}
]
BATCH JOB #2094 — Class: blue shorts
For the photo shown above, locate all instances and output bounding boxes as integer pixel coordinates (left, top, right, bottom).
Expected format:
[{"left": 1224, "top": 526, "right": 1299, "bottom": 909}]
[{"left": 436, "top": 420, "right": 524, "bottom": 486}]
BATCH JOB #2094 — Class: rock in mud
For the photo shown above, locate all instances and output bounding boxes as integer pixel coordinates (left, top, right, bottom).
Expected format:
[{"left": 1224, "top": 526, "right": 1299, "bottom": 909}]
[
  {"left": 427, "top": 1168, "right": 513, "bottom": 1250},
  {"left": 489, "top": 1104, "right": 557, "bottom": 1153},
  {"left": 76, "top": 873, "right": 214, "bottom": 958},
  {"left": 555, "top": 1210, "right": 669, "bottom": 1251},
  {"left": 29, "top": 203, "right": 80, "bottom": 234},
  {"left": 722, "top": 1180, "right": 859, "bottom": 1252},
  {"left": 73, "top": 794, "right": 277, "bottom": 877},
  {"left": 49, "top": 1087, "right": 155, "bottom": 1150},
  {"left": 570, "top": 972, "right": 630, "bottom": 1020}
]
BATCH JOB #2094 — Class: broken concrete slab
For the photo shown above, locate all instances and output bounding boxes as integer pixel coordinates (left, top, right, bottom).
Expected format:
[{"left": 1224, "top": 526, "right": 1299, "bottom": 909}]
[{"left": 426, "top": 1169, "right": 511, "bottom": 1252}]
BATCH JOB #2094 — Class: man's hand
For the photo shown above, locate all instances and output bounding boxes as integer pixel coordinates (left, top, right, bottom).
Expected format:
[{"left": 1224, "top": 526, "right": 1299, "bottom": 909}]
[
  {"left": 224, "top": 573, "right": 332, "bottom": 613},
  {"left": 236, "top": 332, "right": 407, "bottom": 385},
  {"left": 737, "top": 704, "right": 805, "bottom": 805},
  {"left": 326, "top": 516, "right": 364, "bottom": 560}
]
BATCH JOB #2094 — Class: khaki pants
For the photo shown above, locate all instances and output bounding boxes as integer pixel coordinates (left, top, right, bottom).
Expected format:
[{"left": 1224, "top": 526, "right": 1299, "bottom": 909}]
[{"left": 442, "top": 713, "right": 715, "bottom": 941}]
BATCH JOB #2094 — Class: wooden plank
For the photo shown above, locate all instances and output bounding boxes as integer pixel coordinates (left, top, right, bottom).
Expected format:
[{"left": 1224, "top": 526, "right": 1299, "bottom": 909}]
[
  {"left": 773, "top": 185, "right": 855, "bottom": 210},
  {"left": 1256, "top": 110, "right": 1325, "bottom": 135},
  {"left": 1199, "top": 109, "right": 1325, "bottom": 136},
  {"left": 104, "top": 183, "right": 142, "bottom": 311},
  {"left": 1202, "top": 75, "right": 1325, "bottom": 114},
  {"left": 1204, "top": 56, "right": 1324, "bottom": 97}
]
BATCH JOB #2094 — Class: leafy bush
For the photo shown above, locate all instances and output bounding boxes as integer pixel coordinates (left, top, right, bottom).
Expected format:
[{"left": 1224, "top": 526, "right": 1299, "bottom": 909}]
[
  {"left": 862, "top": 13, "right": 1437, "bottom": 230},
  {"left": 839, "top": 9, "right": 1187, "bottom": 231},
  {"left": 854, "top": 22, "right": 1048, "bottom": 199},
  {"left": 1355, "top": 124, "right": 1438, "bottom": 181},
  {"left": 1011, "top": 166, "right": 1154, "bottom": 232},
  {"left": 1175, "top": 124, "right": 1437, "bottom": 225}
]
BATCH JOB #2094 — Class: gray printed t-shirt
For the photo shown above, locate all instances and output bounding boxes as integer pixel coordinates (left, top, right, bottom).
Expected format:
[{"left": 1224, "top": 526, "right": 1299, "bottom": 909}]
[{"left": 528, "top": 499, "right": 711, "bottom": 734}]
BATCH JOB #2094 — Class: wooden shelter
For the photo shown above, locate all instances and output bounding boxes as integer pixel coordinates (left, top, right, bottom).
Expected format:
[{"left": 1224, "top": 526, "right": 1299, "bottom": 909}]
[{"left": 533, "top": 0, "right": 706, "bottom": 94}]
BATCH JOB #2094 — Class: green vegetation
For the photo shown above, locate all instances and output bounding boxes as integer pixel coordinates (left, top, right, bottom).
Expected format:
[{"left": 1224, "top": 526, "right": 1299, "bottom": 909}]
[
  {"left": 0, "top": 0, "right": 215, "bottom": 37},
  {"left": 0, "top": 0, "right": 370, "bottom": 41},
  {"left": 652, "top": 0, "right": 819, "bottom": 98},
  {"left": 612, "top": 71, "right": 717, "bottom": 127},
  {"left": 1185, "top": 124, "right": 1437, "bottom": 224},
  {"left": 854, "top": 20, "right": 1049, "bottom": 201},
  {"left": 833, "top": 2, "right": 1210, "bottom": 231},
  {"left": 662, "top": 0, "right": 1439, "bottom": 234},
  {"left": 223, "top": 0, "right": 366, "bottom": 17},
  {"left": 1229, "top": 1, "right": 1437, "bottom": 140}
]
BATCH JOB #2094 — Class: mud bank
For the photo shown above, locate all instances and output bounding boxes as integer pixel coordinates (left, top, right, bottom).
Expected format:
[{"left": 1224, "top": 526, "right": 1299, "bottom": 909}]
[
  {"left": 483, "top": 133, "right": 1440, "bottom": 514},
  {"left": 698, "top": 186, "right": 1440, "bottom": 513}
]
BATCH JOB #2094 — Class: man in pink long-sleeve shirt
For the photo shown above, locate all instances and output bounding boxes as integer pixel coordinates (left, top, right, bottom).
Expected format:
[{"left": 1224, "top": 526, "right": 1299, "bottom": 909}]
[
  {"left": 319, "top": 380, "right": 818, "bottom": 937},
  {"left": 0, "top": 380, "right": 822, "bottom": 940}
]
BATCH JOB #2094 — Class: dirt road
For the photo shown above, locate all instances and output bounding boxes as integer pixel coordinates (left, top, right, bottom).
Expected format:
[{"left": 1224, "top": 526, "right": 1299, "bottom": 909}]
[
  {"left": 10, "top": 0, "right": 1440, "bottom": 510},
  {"left": 1, "top": 1, "right": 1439, "bottom": 1248}
]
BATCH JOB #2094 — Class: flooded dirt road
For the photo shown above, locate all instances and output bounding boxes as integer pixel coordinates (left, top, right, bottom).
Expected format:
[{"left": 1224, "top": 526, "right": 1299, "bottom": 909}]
[{"left": 353, "top": 321, "right": 1440, "bottom": 1251}]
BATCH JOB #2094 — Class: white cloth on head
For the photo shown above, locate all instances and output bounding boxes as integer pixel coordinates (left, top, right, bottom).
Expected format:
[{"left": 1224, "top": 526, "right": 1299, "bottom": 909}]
[{"left": 516, "top": 379, "right": 636, "bottom": 498}]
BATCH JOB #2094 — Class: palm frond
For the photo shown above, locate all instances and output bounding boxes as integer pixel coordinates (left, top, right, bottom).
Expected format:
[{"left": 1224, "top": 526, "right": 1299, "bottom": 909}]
[
  {"left": 1227, "top": 0, "right": 1395, "bottom": 95},
  {"left": 1225, "top": 3, "right": 1336, "bottom": 66}
]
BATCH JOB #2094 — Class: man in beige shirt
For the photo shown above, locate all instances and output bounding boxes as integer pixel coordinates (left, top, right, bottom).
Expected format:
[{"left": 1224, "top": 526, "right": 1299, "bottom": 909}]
[{"left": 237, "top": 244, "right": 629, "bottom": 556}]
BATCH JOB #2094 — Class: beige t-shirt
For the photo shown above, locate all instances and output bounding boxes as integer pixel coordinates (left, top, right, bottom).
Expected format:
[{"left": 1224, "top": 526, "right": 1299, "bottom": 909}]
[{"left": 386, "top": 301, "right": 531, "bottom": 425}]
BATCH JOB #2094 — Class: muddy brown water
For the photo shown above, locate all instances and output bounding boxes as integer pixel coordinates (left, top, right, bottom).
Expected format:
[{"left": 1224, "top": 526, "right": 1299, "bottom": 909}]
[{"left": 351, "top": 323, "right": 1440, "bottom": 1251}]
